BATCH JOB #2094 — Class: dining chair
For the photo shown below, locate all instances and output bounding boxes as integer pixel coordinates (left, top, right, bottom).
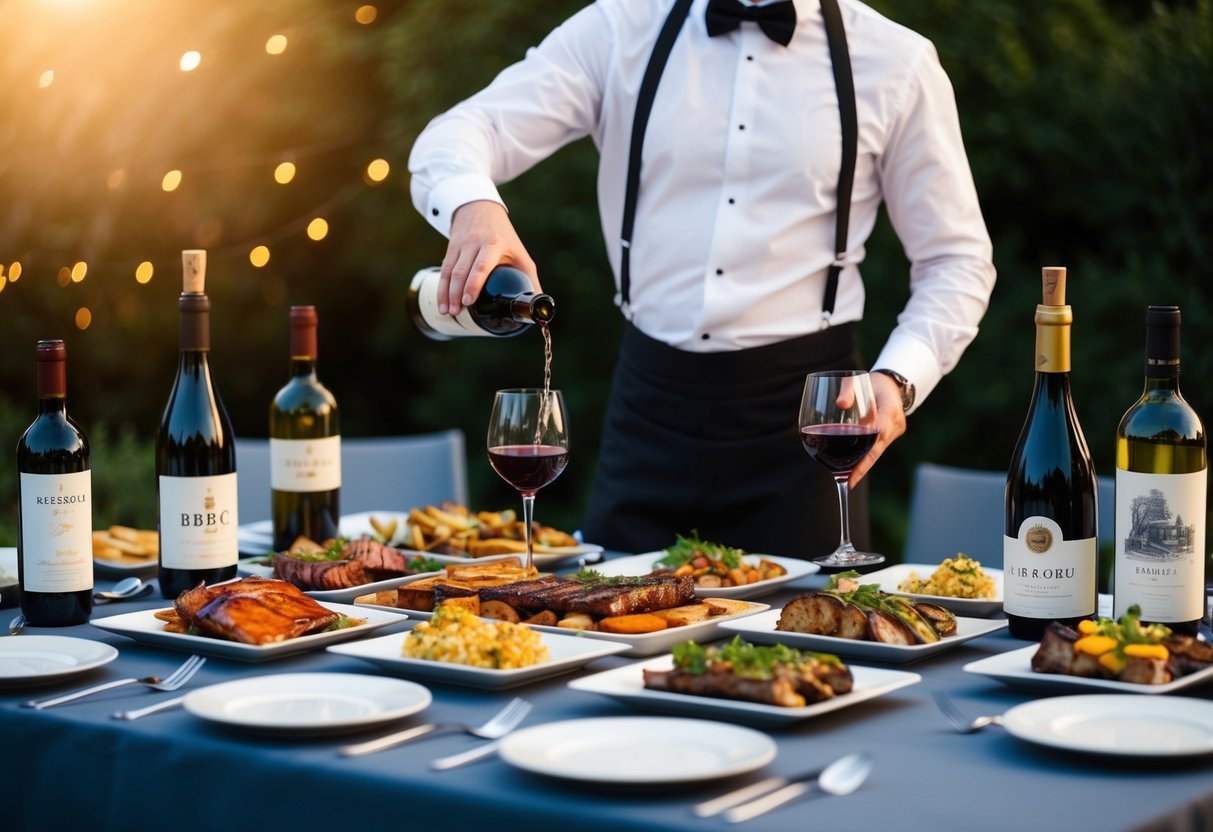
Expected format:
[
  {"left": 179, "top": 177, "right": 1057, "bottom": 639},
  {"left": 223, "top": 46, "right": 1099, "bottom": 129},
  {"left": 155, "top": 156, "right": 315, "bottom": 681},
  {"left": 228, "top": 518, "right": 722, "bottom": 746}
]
[
  {"left": 901, "top": 461, "right": 1114, "bottom": 568},
  {"left": 235, "top": 429, "right": 469, "bottom": 524}
]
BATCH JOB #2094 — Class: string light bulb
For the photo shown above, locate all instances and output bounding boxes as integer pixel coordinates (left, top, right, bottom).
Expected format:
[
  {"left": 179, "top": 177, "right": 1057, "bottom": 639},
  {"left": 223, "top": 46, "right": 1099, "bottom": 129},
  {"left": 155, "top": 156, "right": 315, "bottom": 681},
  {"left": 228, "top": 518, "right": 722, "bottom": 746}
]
[
  {"left": 75, "top": 307, "right": 92, "bottom": 330},
  {"left": 365, "top": 158, "right": 390, "bottom": 184},
  {"left": 266, "top": 35, "right": 288, "bottom": 55},
  {"left": 306, "top": 218, "right": 329, "bottom": 241},
  {"left": 274, "top": 162, "right": 296, "bottom": 184},
  {"left": 355, "top": 5, "right": 378, "bottom": 24},
  {"left": 250, "top": 246, "right": 271, "bottom": 267},
  {"left": 180, "top": 51, "right": 202, "bottom": 72},
  {"left": 162, "top": 170, "right": 182, "bottom": 191},
  {"left": 135, "top": 261, "right": 154, "bottom": 284},
  {"left": 70, "top": 261, "right": 87, "bottom": 283},
  {"left": 39, "top": 70, "right": 55, "bottom": 88}
]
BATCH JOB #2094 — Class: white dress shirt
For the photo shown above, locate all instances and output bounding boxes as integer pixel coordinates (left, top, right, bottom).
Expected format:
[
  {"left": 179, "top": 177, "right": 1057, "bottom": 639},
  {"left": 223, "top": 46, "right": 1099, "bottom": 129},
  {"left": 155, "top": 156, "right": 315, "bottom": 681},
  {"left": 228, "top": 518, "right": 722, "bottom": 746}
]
[{"left": 409, "top": 0, "right": 996, "bottom": 409}]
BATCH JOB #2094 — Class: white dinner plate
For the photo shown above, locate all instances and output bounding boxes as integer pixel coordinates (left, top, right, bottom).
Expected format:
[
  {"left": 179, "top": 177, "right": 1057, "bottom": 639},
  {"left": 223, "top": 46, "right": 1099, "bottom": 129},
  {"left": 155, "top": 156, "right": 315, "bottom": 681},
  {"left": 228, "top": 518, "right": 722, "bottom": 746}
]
[
  {"left": 183, "top": 672, "right": 431, "bottom": 736},
  {"left": 236, "top": 557, "right": 442, "bottom": 604},
  {"left": 1002, "top": 694, "right": 1213, "bottom": 757},
  {"left": 0, "top": 548, "right": 18, "bottom": 608},
  {"left": 497, "top": 717, "right": 777, "bottom": 784},
  {"left": 327, "top": 628, "right": 629, "bottom": 689},
  {"left": 527, "top": 601, "right": 771, "bottom": 657},
  {"left": 963, "top": 643, "right": 1213, "bottom": 695},
  {"left": 0, "top": 635, "right": 119, "bottom": 688},
  {"left": 93, "top": 554, "right": 159, "bottom": 577},
  {"left": 718, "top": 609, "right": 1007, "bottom": 664},
  {"left": 590, "top": 552, "right": 819, "bottom": 600},
  {"left": 858, "top": 563, "right": 1004, "bottom": 617},
  {"left": 569, "top": 655, "right": 921, "bottom": 726},
  {"left": 90, "top": 603, "right": 405, "bottom": 663},
  {"left": 238, "top": 511, "right": 603, "bottom": 567}
]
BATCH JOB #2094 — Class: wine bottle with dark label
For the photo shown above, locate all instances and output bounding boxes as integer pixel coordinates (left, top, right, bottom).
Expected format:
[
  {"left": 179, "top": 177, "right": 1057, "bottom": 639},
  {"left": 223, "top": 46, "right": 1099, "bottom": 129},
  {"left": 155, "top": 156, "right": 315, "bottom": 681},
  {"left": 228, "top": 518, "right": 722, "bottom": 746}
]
[
  {"left": 1004, "top": 266, "right": 1098, "bottom": 640},
  {"left": 156, "top": 250, "right": 238, "bottom": 598},
  {"left": 408, "top": 265, "right": 555, "bottom": 339},
  {"left": 1114, "top": 306, "right": 1207, "bottom": 635},
  {"left": 17, "top": 339, "right": 93, "bottom": 626},
  {"left": 269, "top": 305, "right": 341, "bottom": 551}
]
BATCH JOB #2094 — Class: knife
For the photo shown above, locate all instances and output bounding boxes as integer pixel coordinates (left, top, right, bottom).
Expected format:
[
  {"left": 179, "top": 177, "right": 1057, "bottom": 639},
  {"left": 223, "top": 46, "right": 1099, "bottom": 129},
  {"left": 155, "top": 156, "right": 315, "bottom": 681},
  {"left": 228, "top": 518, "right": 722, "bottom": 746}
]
[
  {"left": 723, "top": 752, "right": 874, "bottom": 823},
  {"left": 693, "top": 767, "right": 825, "bottom": 818}
]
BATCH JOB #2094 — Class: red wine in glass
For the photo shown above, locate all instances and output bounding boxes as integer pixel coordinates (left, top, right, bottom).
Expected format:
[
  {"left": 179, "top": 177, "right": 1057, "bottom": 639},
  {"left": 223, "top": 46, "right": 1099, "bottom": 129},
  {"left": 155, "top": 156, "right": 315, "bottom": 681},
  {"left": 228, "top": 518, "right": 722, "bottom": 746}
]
[
  {"left": 487, "top": 444, "right": 569, "bottom": 496},
  {"left": 800, "top": 424, "right": 878, "bottom": 475}
]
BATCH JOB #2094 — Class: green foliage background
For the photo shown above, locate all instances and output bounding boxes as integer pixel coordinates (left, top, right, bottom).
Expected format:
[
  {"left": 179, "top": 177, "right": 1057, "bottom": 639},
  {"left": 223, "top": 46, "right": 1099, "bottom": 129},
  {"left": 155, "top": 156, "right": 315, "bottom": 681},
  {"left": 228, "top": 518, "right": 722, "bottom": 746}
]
[{"left": 0, "top": 0, "right": 1210, "bottom": 565}]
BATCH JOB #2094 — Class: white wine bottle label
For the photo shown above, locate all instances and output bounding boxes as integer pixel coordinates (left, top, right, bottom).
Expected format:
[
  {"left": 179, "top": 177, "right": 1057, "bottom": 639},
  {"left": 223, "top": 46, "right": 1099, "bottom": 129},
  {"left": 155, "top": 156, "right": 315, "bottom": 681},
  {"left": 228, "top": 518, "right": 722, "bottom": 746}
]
[
  {"left": 1113, "top": 467, "right": 1206, "bottom": 622},
  {"left": 1003, "top": 516, "right": 1096, "bottom": 618},
  {"left": 270, "top": 436, "right": 342, "bottom": 492},
  {"left": 159, "top": 473, "right": 238, "bottom": 570},
  {"left": 412, "top": 269, "right": 490, "bottom": 337},
  {"left": 19, "top": 470, "right": 93, "bottom": 593}
]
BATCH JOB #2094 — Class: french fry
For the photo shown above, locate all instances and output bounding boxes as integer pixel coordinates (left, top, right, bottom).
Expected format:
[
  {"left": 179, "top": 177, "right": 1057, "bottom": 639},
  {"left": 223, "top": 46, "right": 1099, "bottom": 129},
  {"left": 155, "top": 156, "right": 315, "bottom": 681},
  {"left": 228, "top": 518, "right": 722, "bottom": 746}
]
[{"left": 369, "top": 515, "right": 398, "bottom": 541}]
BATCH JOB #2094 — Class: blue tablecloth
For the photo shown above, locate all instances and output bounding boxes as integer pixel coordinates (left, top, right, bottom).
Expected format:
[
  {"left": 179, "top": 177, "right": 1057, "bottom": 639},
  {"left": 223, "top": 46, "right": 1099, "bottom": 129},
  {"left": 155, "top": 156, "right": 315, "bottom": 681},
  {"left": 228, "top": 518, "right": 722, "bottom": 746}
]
[{"left": 4, "top": 572, "right": 1212, "bottom": 832}]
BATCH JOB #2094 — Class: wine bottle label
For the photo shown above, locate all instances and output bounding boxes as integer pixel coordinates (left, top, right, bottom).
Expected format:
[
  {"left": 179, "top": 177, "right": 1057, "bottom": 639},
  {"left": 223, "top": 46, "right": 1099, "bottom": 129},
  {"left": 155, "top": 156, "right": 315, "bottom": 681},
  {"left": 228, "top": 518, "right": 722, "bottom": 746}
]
[
  {"left": 270, "top": 436, "right": 342, "bottom": 492},
  {"left": 413, "top": 278, "right": 489, "bottom": 337},
  {"left": 1003, "top": 516, "right": 1096, "bottom": 618},
  {"left": 1113, "top": 468, "right": 1206, "bottom": 622},
  {"left": 19, "top": 471, "right": 93, "bottom": 593},
  {"left": 158, "top": 473, "right": 238, "bottom": 569}
]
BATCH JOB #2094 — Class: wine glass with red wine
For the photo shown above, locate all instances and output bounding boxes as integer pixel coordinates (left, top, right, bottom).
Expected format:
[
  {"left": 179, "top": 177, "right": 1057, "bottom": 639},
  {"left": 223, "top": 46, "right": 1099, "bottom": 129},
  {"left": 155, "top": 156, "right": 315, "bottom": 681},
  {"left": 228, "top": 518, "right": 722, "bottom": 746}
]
[
  {"left": 799, "top": 370, "right": 884, "bottom": 568},
  {"left": 487, "top": 388, "right": 570, "bottom": 572}
]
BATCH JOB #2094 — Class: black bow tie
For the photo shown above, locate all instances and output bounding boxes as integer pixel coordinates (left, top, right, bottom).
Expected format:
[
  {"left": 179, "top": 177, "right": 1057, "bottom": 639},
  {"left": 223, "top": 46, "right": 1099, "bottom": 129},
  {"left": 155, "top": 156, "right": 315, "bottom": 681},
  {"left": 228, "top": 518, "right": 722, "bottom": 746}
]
[{"left": 705, "top": 0, "right": 797, "bottom": 46}]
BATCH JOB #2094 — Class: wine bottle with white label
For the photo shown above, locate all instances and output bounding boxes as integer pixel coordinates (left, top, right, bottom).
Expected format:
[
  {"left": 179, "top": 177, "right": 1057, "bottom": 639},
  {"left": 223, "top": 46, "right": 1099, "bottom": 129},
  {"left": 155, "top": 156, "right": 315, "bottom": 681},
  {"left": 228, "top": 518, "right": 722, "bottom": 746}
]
[
  {"left": 408, "top": 265, "right": 555, "bottom": 340},
  {"left": 269, "top": 305, "right": 341, "bottom": 550},
  {"left": 1113, "top": 306, "right": 1207, "bottom": 635},
  {"left": 1004, "top": 267, "right": 1098, "bottom": 641},
  {"left": 156, "top": 250, "right": 238, "bottom": 598},
  {"left": 17, "top": 339, "right": 93, "bottom": 626}
]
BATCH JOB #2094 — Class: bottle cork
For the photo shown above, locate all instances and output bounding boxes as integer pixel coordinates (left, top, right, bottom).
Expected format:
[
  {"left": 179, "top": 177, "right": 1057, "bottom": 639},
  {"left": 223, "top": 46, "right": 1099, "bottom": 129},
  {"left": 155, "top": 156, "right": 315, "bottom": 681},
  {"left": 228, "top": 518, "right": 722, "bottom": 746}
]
[
  {"left": 1041, "top": 266, "right": 1066, "bottom": 306},
  {"left": 182, "top": 249, "right": 207, "bottom": 294}
]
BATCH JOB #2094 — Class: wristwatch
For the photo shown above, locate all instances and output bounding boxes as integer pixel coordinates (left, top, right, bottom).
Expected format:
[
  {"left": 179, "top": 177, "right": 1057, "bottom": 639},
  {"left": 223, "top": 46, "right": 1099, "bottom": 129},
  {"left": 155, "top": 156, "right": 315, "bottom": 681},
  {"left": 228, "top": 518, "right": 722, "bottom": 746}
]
[{"left": 873, "top": 369, "right": 916, "bottom": 412}]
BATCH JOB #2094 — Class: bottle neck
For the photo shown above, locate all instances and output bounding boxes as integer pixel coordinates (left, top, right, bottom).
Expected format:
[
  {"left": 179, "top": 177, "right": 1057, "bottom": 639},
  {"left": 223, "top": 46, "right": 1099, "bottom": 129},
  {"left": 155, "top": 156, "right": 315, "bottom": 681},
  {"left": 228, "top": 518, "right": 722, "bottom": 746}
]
[
  {"left": 37, "top": 395, "right": 67, "bottom": 416},
  {"left": 1034, "top": 304, "right": 1071, "bottom": 374},
  {"left": 289, "top": 356, "right": 318, "bottom": 379},
  {"left": 179, "top": 293, "right": 210, "bottom": 352},
  {"left": 508, "top": 292, "right": 556, "bottom": 324}
]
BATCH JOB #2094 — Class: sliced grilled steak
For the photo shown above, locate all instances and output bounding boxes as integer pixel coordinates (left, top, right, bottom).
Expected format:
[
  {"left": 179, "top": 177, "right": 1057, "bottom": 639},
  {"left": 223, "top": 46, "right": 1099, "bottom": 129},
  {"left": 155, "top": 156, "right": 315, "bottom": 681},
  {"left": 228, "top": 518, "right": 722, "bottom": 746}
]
[
  {"left": 346, "top": 539, "right": 416, "bottom": 575},
  {"left": 478, "top": 574, "right": 694, "bottom": 616},
  {"left": 643, "top": 669, "right": 808, "bottom": 707},
  {"left": 272, "top": 552, "right": 368, "bottom": 590}
]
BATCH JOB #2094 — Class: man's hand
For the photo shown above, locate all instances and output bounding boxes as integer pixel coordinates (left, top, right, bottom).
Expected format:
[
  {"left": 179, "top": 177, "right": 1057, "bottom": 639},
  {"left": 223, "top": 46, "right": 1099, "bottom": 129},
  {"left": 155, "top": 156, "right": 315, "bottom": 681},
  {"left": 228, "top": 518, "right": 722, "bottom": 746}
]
[
  {"left": 849, "top": 371, "right": 908, "bottom": 488},
  {"left": 440, "top": 201, "right": 539, "bottom": 315}
]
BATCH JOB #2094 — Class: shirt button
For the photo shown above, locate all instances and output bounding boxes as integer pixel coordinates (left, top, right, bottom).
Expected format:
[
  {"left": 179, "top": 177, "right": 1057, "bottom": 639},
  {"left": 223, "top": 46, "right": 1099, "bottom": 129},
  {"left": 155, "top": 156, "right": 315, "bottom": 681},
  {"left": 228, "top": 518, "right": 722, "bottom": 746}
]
[
  {"left": 727, "top": 198, "right": 735, "bottom": 205},
  {"left": 746, "top": 55, "right": 754, "bottom": 61},
  {"left": 715, "top": 268, "right": 724, "bottom": 275},
  {"left": 431, "top": 208, "right": 439, "bottom": 216},
  {"left": 701, "top": 333, "right": 711, "bottom": 340},
  {"left": 738, "top": 124, "right": 746, "bottom": 131}
]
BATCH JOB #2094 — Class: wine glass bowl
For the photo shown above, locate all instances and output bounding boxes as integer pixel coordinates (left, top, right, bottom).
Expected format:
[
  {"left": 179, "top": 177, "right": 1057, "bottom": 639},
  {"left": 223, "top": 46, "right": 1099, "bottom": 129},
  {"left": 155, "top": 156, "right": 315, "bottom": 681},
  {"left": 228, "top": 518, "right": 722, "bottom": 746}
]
[
  {"left": 799, "top": 371, "right": 884, "bottom": 568},
  {"left": 487, "top": 389, "right": 570, "bottom": 571}
]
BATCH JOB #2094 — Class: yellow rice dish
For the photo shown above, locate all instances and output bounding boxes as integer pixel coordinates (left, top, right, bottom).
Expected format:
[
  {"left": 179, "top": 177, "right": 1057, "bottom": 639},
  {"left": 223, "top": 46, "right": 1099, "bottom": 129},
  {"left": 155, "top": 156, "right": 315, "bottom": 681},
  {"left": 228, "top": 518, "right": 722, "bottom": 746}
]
[
  {"left": 402, "top": 603, "right": 550, "bottom": 669},
  {"left": 897, "top": 554, "right": 997, "bottom": 599}
]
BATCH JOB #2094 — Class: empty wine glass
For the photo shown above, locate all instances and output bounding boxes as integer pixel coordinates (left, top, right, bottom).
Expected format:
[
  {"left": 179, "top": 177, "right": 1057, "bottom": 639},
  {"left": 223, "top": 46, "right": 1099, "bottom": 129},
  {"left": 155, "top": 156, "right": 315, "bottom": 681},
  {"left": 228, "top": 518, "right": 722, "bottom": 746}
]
[
  {"left": 487, "top": 389, "right": 570, "bottom": 572},
  {"left": 799, "top": 370, "right": 884, "bottom": 568}
]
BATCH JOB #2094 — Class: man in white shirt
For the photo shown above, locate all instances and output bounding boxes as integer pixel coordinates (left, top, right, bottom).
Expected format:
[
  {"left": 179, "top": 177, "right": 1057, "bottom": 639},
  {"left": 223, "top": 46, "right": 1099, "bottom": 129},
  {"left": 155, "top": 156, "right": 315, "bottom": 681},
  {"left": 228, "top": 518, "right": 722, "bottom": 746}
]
[{"left": 409, "top": 0, "right": 995, "bottom": 558}]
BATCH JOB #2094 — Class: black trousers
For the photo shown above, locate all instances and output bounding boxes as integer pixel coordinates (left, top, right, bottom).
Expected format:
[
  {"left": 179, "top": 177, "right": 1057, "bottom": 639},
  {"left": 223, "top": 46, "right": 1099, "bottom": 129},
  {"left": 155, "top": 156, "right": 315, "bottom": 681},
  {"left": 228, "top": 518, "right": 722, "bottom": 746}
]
[{"left": 583, "top": 322, "right": 870, "bottom": 558}]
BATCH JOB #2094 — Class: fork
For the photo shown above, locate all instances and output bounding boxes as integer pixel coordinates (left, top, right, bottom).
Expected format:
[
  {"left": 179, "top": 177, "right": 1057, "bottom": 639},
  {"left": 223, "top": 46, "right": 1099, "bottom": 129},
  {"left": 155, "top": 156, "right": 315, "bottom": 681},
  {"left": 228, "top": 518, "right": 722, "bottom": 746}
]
[
  {"left": 340, "top": 697, "right": 532, "bottom": 757},
  {"left": 23, "top": 654, "right": 207, "bottom": 710},
  {"left": 932, "top": 690, "right": 1004, "bottom": 733}
]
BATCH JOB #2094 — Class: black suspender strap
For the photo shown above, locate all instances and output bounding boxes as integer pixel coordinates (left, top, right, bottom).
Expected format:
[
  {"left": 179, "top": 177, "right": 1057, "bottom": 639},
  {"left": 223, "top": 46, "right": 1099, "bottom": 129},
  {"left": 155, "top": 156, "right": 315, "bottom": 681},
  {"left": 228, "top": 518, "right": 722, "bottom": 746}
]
[
  {"left": 819, "top": 0, "right": 856, "bottom": 320},
  {"left": 620, "top": 0, "right": 694, "bottom": 312},
  {"left": 620, "top": 0, "right": 857, "bottom": 320}
]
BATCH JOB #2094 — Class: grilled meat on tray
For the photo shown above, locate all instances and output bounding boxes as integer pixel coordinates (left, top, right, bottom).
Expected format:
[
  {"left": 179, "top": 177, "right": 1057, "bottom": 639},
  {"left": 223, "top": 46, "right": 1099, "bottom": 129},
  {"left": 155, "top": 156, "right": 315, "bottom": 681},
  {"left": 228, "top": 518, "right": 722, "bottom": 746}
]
[
  {"left": 478, "top": 573, "right": 695, "bottom": 617},
  {"left": 174, "top": 577, "right": 339, "bottom": 644}
]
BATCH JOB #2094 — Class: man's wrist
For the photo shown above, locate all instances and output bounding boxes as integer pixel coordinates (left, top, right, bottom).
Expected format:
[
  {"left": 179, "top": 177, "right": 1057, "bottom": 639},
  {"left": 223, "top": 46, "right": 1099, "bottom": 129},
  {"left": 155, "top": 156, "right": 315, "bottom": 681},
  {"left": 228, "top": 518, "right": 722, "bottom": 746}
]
[{"left": 873, "top": 369, "right": 916, "bottom": 412}]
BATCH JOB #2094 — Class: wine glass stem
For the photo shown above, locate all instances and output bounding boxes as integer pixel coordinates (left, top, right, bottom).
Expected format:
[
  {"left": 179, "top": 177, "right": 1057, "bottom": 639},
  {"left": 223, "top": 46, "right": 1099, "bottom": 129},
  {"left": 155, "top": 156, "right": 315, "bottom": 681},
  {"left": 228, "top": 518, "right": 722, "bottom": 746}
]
[
  {"left": 834, "top": 475, "right": 856, "bottom": 553},
  {"left": 521, "top": 492, "right": 536, "bottom": 573}
]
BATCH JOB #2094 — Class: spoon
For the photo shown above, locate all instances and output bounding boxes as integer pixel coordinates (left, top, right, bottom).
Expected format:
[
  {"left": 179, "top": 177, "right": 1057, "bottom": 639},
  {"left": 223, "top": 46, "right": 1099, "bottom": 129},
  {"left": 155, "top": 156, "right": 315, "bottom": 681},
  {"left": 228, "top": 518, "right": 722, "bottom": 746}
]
[
  {"left": 93, "top": 577, "right": 153, "bottom": 603},
  {"left": 8, "top": 613, "right": 26, "bottom": 636}
]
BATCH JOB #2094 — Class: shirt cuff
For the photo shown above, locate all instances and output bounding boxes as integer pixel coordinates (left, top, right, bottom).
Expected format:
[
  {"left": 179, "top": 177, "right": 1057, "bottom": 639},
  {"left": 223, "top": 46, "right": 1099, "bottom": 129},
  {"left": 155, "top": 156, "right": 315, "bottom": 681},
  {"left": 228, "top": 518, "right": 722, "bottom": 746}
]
[
  {"left": 871, "top": 334, "right": 942, "bottom": 416},
  {"left": 421, "top": 173, "right": 506, "bottom": 237}
]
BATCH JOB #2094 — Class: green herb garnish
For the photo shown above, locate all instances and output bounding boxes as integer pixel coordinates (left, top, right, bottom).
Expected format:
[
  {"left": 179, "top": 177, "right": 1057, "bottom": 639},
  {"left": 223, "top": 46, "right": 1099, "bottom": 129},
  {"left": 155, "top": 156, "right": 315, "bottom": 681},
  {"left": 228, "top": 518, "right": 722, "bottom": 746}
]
[
  {"left": 570, "top": 568, "right": 649, "bottom": 586},
  {"left": 657, "top": 531, "right": 746, "bottom": 570},
  {"left": 672, "top": 636, "right": 841, "bottom": 680}
]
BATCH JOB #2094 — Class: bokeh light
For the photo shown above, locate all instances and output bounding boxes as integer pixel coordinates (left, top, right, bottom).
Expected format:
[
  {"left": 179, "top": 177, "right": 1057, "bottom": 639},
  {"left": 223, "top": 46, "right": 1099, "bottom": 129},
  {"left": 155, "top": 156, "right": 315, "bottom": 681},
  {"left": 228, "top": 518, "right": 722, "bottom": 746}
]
[
  {"left": 75, "top": 307, "right": 92, "bottom": 330},
  {"left": 355, "top": 5, "right": 378, "bottom": 24},
  {"left": 307, "top": 218, "right": 329, "bottom": 240},
  {"left": 9, "top": 262, "right": 21, "bottom": 282},
  {"left": 57, "top": 267, "right": 71, "bottom": 287},
  {"left": 365, "top": 158, "right": 390, "bottom": 183},
  {"left": 107, "top": 169, "right": 127, "bottom": 190},
  {"left": 180, "top": 51, "right": 202, "bottom": 72},
  {"left": 250, "top": 245, "right": 271, "bottom": 267},
  {"left": 135, "top": 261, "right": 154, "bottom": 284},
  {"left": 274, "top": 162, "right": 296, "bottom": 184},
  {"left": 162, "top": 170, "right": 182, "bottom": 191},
  {"left": 70, "top": 261, "right": 87, "bottom": 283},
  {"left": 0, "top": 275, "right": 7, "bottom": 294},
  {"left": 266, "top": 35, "right": 288, "bottom": 55},
  {"left": 39, "top": 70, "right": 55, "bottom": 88}
]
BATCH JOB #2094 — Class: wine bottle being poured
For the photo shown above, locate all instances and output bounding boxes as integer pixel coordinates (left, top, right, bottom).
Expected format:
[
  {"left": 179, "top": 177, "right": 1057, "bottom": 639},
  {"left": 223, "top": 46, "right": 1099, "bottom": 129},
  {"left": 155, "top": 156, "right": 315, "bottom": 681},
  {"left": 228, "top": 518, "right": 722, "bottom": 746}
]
[{"left": 408, "top": 265, "right": 555, "bottom": 340}]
